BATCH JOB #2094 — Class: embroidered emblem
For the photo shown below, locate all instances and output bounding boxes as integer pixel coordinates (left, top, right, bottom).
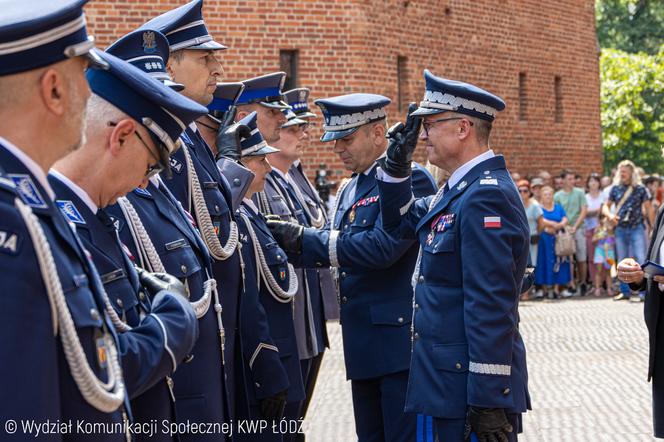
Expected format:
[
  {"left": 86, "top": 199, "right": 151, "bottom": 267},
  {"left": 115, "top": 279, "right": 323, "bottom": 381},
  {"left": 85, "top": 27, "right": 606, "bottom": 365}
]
[
  {"left": 484, "top": 216, "right": 502, "bottom": 229},
  {"left": 279, "top": 269, "right": 286, "bottom": 281},
  {"left": 142, "top": 31, "right": 157, "bottom": 53},
  {"left": 56, "top": 200, "right": 86, "bottom": 225},
  {"left": 480, "top": 178, "right": 498, "bottom": 186},
  {"left": 9, "top": 174, "right": 47, "bottom": 209},
  {"left": 170, "top": 157, "right": 184, "bottom": 174},
  {"left": 457, "top": 180, "right": 467, "bottom": 190},
  {"left": 108, "top": 215, "right": 124, "bottom": 232}
]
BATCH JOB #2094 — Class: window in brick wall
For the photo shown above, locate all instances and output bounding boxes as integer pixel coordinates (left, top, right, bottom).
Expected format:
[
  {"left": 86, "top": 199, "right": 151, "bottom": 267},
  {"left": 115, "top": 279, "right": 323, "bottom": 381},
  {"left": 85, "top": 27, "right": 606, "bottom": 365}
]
[
  {"left": 280, "top": 50, "right": 299, "bottom": 91},
  {"left": 554, "top": 76, "right": 563, "bottom": 123},
  {"left": 397, "top": 56, "right": 408, "bottom": 112},
  {"left": 518, "top": 72, "right": 527, "bottom": 121}
]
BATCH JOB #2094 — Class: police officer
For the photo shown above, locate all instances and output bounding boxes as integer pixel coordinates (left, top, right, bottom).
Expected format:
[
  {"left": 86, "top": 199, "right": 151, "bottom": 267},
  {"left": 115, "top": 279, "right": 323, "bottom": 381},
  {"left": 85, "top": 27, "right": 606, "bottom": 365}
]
[
  {"left": 376, "top": 70, "right": 530, "bottom": 441},
  {"left": 234, "top": 112, "right": 303, "bottom": 441},
  {"left": 49, "top": 50, "right": 206, "bottom": 440},
  {"left": 0, "top": 2, "right": 195, "bottom": 438},
  {"left": 235, "top": 73, "right": 289, "bottom": 145},
  {"left": 267, "top": 94, "right": 437, "bottom": 442},
  {"left": 139, "top": 0, "right": 253, "bottom": 422}
]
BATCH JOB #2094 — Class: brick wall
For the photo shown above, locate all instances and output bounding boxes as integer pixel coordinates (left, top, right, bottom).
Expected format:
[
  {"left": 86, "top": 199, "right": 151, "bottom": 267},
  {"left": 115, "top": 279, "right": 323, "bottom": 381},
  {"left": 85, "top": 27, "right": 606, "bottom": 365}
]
[{"left": 85, "top": 0, "right": 602, "bottom": 182}]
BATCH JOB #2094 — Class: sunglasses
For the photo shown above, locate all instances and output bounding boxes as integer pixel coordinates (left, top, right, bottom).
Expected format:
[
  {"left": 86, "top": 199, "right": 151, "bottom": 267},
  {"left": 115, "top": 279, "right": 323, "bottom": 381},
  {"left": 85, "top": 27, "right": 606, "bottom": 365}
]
[{"left": 519, "top": 188, "right": 530, "bottom": 193}]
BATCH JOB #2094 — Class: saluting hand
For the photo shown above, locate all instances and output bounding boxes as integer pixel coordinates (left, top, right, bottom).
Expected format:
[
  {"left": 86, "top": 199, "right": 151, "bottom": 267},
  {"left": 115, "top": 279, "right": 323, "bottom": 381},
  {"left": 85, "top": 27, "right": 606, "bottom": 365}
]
[
  {"left": 377, "top": 102, "right": 422, "bottom": 178},
  {"left": 616, "top": 258, "right": 645, "bottom": 285},
  {"left": 215, "top": 106, "right": 252, "bottom": 162}
]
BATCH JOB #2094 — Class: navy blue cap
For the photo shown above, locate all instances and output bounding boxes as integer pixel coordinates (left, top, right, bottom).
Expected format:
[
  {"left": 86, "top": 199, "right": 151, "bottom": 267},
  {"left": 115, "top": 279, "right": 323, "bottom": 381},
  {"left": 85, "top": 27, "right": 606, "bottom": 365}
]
[
  {"left": 314, "top": 93, "right": 391, "bottom": 142},
  {"left": 238, "top": 112, "right": 279, "bottom": 157},
  {"left": 0, "top": 0, "right": 107, "bottom": 75},
  {"left": 237, "top": 72, "right": 290, "bottom": 109},
  {"left": 86, "top": 51, "right": 208, "bottom": 167},
  {"left": 281, "top": 107, "right": 307, "bottom": 128},
  {"left": 208, "top": 82, "right": 244, "bottom": 115},
  {"left": 139, "top": 0, "right": 226, "bottom": 52},
  {"left": 412, "top": 69, "right": 505, "bottom": 121},
  {"left": 284, "top": 88, "right": 317, "bottom": 119},
  {"left": 106, "top": 29, "right": 184, "bottom": 91}
]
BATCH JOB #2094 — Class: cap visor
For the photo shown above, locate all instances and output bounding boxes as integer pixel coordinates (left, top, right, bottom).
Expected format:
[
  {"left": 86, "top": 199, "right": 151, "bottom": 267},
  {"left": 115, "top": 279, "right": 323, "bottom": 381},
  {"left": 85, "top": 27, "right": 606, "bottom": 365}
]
[
  {"left": 282, "top": 118, "right": 307, "bottom": 128},
  {"left": 83, "top": 48, "right": 109, "bottom": 70},
  {"left": 410, "top": 106, "right": 446, "bottom": 117},
  {"left": 320, "top": 127, "right": 358, "bottom": 142},
  {"left": 164, "top": 79, "right": 185, "bottom": 92},
  {"left": 187, "top": 41, "right": 227, "bottom": 51},
  {"left": 243, "top": 145, "right": 280, "bottom": 157},
  {"left": 260, "top": 100, "right": 291, "bottom": 110},
  {"left": 296, "top": 111, "right": 317, "bottom": 119}
]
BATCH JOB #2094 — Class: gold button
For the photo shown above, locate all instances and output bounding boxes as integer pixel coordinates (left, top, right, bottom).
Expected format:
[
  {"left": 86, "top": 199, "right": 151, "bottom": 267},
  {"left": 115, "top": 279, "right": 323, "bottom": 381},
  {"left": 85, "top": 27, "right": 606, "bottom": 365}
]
[
  {"left": 455, "top": 362, "right": 462, "bottom": 370},
  {"left": 90, "top": 308, "right": 99, "bottom": 321},
  {"left": 181, "top": 264, "right": 187, "bottom": 274}
]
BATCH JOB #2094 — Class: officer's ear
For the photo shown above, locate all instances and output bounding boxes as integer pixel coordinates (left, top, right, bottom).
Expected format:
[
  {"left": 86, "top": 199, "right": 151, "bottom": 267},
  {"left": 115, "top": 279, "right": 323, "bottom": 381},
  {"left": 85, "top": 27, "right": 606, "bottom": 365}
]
[
  {"left": 39, "top": 68, "right": 66, "bottom": 117},
  {"left": 108, "top": 119, "right": 136, "bottom": 155},
  {"left": 370, "top": 122, "right": 386, "bottom": 147},
  {"left": 457, "top": 118, "right": 473, "bottom": 141},
  {"left": 235, "top": 108, "right": 249, "bottom": 122}
]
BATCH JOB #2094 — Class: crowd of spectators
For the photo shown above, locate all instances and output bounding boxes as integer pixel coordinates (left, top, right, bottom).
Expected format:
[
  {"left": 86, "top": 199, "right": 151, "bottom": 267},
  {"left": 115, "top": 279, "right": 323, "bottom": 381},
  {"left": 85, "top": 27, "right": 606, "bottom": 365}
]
[{"left": 511, "top": 161, "right": 661, "bottom": 301}]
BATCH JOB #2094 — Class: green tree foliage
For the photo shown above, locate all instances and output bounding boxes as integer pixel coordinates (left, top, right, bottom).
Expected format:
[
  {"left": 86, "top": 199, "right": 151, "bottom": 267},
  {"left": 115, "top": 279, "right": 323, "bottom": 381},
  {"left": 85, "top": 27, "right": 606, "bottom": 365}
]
[
  {"left": 597, "top": 0, "right": 664, "bottom": 172},
  {"left": 597, "top": 0, "right": 664, "bottom": 56},
  {"left": 601, "top": 48, "right": 664, "bottom": 172}
]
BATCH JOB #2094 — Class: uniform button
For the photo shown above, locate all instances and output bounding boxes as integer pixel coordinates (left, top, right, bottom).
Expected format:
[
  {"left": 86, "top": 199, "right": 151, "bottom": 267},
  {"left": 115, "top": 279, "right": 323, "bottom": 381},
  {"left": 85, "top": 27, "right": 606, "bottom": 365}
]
[
  {"left": 181, "top": 264, "right": 188, "bottom": 274},
  {"left": 397, "top": 317, "right": 404, "bottom": 323},
  {"left": 315, "top": 262, "right": 322, "bottom": 267},
  {"left": 184, "top": 354, "right": 195, "bottom": 363},
  {"left": 341, "top": 296, "right": 348, "bottom": 303},
  {"left": 116, "top": 298, "right": 123, "bottom": 308},
  {"left": 413, "top": 332, "right": 419, "bottom": 340},
  {"left": 418, "top": 275, "right": 424, "bottom": 283},
  {"left": 344, "top": 224, "right": 349, "bottom": 230},
  {"left": 341, "top": 272, "right": 347, "bottom": 278},
  {"left": 255, "top": 382, "right": 261, "bottom": 388},
  {"left": 277, "top": 254, "right": 283, "bottom": 261},
  {"left": 455, "top": 362, "right": 462, "bottom": 370},
  {"left": 139, "top": 291, "right": 146, "bottom": 301},
  {"left": 90, "top": 308, "right": 100, "bottom": 321},
  {"left": 414, "top": 303, "right": 420, "bottom": 309},
  {"left": 233, "top": 178, "right": 241, "bottom": 187},
  {"left": 362, "top": 219, "right": 367, "bottom": 224},
  {"left": 503, "top": 388, "right": 511, "bottom": 395},
  {"left": 214, "top": 205, "right": 220, "bottom": 212}
]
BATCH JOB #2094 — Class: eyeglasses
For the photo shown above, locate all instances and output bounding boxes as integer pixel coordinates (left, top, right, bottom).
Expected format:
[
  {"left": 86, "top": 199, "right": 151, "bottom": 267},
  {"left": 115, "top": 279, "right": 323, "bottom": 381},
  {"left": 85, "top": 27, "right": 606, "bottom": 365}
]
[
  {"left": 519, "top": 188, "right": 530, "bottom": 194},
  {"left": 422, "top": 117, "right": 473, "bottom": 136},
  {"left": 108, "top": 122, "right": 164, "bottom": 179}
]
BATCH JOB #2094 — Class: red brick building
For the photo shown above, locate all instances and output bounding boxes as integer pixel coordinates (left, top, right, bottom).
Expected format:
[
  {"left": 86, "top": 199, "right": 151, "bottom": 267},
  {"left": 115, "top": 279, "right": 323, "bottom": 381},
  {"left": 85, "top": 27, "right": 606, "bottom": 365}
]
[{"left": 85, "top": 0, "right": 602, "bottom": 181}]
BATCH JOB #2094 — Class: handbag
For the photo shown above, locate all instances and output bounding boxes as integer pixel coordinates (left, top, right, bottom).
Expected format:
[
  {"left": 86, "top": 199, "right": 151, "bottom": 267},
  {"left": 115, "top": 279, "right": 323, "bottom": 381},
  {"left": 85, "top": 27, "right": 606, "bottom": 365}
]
[{"left": 555, "top": 227, "right": 576, "bottom": 257}]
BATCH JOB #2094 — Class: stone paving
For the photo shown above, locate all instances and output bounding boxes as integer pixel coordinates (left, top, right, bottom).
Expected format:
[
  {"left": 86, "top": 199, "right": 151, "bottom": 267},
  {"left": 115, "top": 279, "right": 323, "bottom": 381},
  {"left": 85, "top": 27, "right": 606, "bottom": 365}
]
[{"left": 303, "top": 297, "right": 657, "bottom": 441}]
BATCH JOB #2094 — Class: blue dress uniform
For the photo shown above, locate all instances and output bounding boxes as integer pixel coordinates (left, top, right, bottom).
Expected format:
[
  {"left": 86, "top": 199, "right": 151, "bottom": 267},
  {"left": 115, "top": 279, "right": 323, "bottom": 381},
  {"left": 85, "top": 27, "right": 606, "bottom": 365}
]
[
  {"left": 283, "top": 87, "right": 340, "bottom": 323},
  {"left": 232, "top": 112, "right": 300, "bottom": 440},
  {"left": 290, "top": 94, "right": 437, "bottom": 442},
  {"left": 0, "top": 4, "right": 195, "bottom": 439},
  {"left": 377, "top": 71, "right": 530, "bottom": 440},
  {"left": 141, "top": 0, "right": 248, "bottom": 422}
]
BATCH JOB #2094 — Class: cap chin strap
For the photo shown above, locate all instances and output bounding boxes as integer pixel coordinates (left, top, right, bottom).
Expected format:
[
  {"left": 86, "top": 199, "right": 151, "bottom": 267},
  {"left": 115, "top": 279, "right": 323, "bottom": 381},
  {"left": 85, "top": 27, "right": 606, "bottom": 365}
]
[{"left": 142, "top": 117, "right": 181, "bottom": 155}]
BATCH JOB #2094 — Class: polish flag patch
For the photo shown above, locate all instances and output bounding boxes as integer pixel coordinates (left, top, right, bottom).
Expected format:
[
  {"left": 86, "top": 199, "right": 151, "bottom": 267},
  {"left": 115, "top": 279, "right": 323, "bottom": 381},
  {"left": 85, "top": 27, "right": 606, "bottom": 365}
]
[{"left": 484, "top": 216, "right": 502, "bottom": 229}]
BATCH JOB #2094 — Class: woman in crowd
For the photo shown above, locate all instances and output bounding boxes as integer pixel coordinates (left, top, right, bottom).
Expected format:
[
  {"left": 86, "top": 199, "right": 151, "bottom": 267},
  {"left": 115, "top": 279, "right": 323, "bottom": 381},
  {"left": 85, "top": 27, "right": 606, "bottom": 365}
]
[
  {"left": 519, "top": 180, "right": 542, "bottom": 300},
  {"left": 603, "top": 160, "right": 654, "bottom": 301},
  {"left": 585, "top": 173, "right": 605, "bottom": 289},
  {"left": 535, "top": 186, "right": 573, "bottom": 298}
]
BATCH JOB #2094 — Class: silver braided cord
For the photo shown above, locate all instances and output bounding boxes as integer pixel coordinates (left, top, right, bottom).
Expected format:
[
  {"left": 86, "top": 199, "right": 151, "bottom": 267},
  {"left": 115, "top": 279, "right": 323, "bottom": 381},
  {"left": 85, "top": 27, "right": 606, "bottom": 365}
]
[
  {"left": 16, "top": 198, "right": 125, "bottom": 413},
  {"left": 328, "top": 178, "right": 351, "bottom": 297},
  {"left": 239, "top": 212, "right": 298, "bottom": 303},
  {"left": 411, "top": 185, "right": 446, "bottom": 289},
  {"left": 181, "top": 144, "right": 238, "bottom": 261},
  {"left": 288, "top": 175, "right": 325, "bottom": 228},
  {"left": 116, "top": 196, "right": 212, "bottom": 319}
]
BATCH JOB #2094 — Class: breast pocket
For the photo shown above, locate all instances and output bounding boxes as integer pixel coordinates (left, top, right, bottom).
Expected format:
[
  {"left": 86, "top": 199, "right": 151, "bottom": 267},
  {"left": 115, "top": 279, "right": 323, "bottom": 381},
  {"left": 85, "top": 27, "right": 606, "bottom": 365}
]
[
  {"left": 100, "top": 269, "right": 139, "bottom": 316},
  {"left": 268, "top": 194, "right": 293, "bottom": 220},
  {"left": 201, "top": 182, "right": 228, "bottom": 219},
  {"left": 63, "top": 273, "right": 104, "bottom": 329},
  {"left": 159, "top": 241, "right": 202, "bottom": 279},
  {"left": 421, "top": 232, "right": 461, "bottom": 285},
  {"left": 350, "top": 203, "right": 379, "bottom": 231},
  {"left": 423, "top": 232, "right": 456, "bottom": 254},
  {"left": 263, "top": 241, "right": 290, "bottom": 289}
]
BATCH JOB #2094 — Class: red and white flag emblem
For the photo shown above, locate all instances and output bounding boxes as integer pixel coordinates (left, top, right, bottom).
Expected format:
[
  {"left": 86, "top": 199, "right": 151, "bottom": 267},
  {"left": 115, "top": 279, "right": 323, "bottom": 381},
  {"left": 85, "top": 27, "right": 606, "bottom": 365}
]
[{"left": 484, "top": 216, "right": 501, "bottom": 229}]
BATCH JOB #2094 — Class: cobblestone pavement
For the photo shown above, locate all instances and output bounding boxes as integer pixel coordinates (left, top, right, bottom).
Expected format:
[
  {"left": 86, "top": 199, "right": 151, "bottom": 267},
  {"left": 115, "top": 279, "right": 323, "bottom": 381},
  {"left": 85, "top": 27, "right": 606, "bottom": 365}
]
[{"left": 303, "top": 297, "right": 657, "bottom": 441}]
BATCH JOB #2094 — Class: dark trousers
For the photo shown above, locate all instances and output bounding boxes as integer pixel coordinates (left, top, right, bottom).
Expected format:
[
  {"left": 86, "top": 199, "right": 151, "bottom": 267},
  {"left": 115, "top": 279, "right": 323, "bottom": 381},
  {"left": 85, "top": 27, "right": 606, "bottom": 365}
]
[
  {"left": 351, "top": 370, "right": 416, "bottom": 442},
  {"left": 433, "top": 413, "right": 520, "bottom": 442}
]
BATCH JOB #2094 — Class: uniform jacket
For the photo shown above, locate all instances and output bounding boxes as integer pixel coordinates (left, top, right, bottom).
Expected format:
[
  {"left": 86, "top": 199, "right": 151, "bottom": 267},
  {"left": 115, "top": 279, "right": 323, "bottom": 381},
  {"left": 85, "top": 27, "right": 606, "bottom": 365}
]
[
  {"left": 162, "top": 127, "right": 244, "bottom": 416},
  {"left": 254, "top": 170, "right": 327, "bottom": 361},
  {"left": 378, "top": 155, "right": 530, "bottom": 419},
  {"left": 296, "top": 162, "right": 437, "bottom": 380},
  {"left": 237, "top": 202, "right": 304, "bottom": 404},
  {"left": 0, "top": 143, "right": 192, "bottom": 440},
  {"left": 288, "top": 162, "right": 339, "bottom": 321}
]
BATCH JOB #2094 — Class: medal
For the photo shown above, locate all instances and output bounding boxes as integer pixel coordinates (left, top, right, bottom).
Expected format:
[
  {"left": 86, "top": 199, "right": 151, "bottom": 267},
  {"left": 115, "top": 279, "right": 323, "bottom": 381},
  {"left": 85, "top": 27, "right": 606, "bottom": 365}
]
[
  {"left": 426, "top": 231, "right": 434, "bottom": 246},
  {"left": 349, "top": 208, "right": 356, "bottom": 223}
]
